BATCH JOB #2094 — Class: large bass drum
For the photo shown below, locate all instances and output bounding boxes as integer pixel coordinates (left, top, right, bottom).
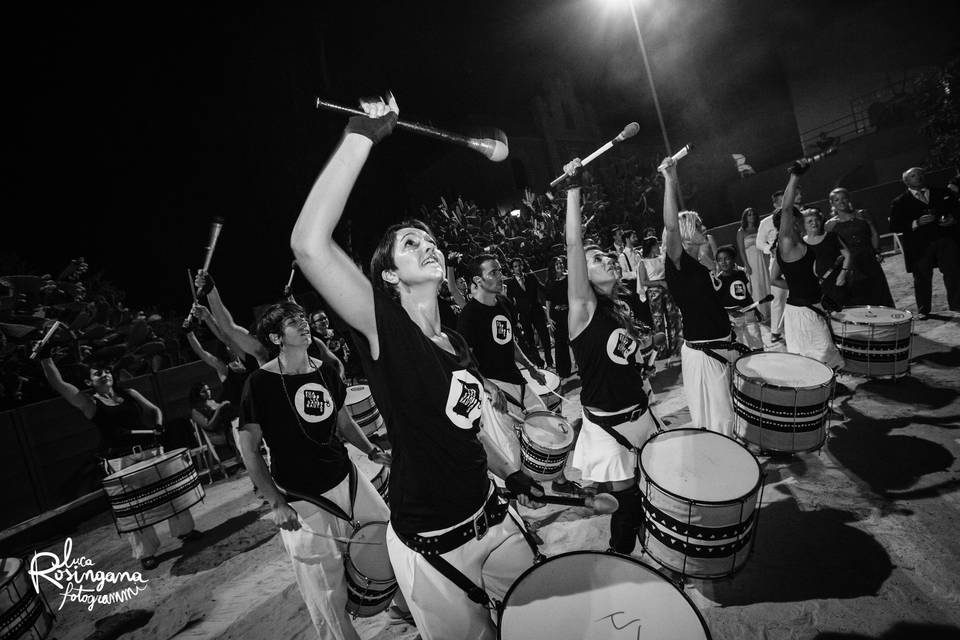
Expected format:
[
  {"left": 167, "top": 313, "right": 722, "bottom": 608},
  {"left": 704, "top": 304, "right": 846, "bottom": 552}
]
[
  {"left": 498, "top": 551, "right": 711, "bottom": 640},
  {"left": 830, "top": 306, "right": 913, "bottom": 378}
]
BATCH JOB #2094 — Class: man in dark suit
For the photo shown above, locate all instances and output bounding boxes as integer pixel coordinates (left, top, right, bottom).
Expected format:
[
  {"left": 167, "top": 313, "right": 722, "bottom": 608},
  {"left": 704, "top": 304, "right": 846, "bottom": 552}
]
[
  {"left": 889, "top": 167, "right": 960, "bottom": 318},
  {"left": 505, "top": 257, "right": 553, "bottom": 369}
]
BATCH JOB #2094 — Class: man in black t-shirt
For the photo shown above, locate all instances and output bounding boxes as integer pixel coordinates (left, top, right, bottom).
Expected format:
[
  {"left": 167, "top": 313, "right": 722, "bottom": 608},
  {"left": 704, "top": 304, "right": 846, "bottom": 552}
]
[
  {"left": 238, "top": 302, "right": 402, "bottom": 638},
  {"left": 544, "top": 256, "right": 572, "bottom": 378}
]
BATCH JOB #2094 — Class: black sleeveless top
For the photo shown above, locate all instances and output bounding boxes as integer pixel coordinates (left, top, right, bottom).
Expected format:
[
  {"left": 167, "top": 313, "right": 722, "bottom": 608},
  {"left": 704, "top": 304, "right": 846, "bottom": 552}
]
[
  {"left": 91, "top": 393, "right": 154, "bottom": 455},
  {"left": 778, "top": 247, "right": 821, "bottom": 306},
  {"left": 570, "top": 307, "right": 649, "bottom": 412}
]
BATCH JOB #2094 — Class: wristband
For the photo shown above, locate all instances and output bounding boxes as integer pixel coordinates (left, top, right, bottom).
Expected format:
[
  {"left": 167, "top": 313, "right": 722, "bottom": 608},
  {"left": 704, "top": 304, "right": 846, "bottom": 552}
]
[{"left": 367, "top": 446, "right": 382, "bottom": 461}]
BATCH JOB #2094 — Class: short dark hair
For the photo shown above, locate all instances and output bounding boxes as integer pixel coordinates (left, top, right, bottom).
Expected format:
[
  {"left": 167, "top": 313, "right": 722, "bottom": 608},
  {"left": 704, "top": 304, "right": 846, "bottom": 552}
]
[
  {"left": 464, "top": 254, "right": 497, "bottom": 286},
  {"left": 640, "top": 236, "right": 660, "bottom": 258},
  {"left": 256, "top": 301, "right": 306, "bottom": 353},
  {"left": 716, "top": 244, "right": 737, "bottom": 260},
  {"left": 369, "top": 219, "right": 438, "bottom": 300},
  {"left": 771, "top": 189, "right": 785, "bottom": 203}
]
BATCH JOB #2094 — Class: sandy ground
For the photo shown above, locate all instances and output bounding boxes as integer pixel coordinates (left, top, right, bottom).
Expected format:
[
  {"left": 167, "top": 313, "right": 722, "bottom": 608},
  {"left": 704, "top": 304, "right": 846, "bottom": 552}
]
[{"left": 19, "top": 254, "right": 960, "bottom": 640}]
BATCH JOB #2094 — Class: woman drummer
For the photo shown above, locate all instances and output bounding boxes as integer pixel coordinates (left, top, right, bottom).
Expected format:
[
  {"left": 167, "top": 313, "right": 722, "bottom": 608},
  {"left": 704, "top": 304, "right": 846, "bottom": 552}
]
[
  {"left": 237, "top": 301, "right": 398, "bottom": 639},
  {"left": 38, "top": 352, "right": 200, "bottom": 570},
  {"left": 560, "top": 158, "right": 659, "bottom": 555},
  {"left": 290, "top": 93, "right": 544, "bottom": 640}
]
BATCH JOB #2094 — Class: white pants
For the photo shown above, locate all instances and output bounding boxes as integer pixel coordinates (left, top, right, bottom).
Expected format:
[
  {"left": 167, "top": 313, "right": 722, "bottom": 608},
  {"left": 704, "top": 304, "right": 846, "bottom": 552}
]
[
  {"left": 481, "top": 378, "right": 547, "bottom": 469},
  {"left": 572, "top": 408, "right": 658, "bottom": 483},
  {"left": 783, "top": 304, "right": 845, "bottom": 371},
  {"left": 770, "top": 285, "right": 788, "bottom": 336},
  {"left": 680, "top": 342, "right": 736, "bottom": 437},
  {"left": 104, "top": 449, "right": 195, "bottom": 559},
  {"left": 386, "top": 497, "right": 536, "bottom": 640},
  {"left": 730, "top": 314, "right": 765, "bottom": 351},
  {"left": 281, "top": 470, "right": 390, "bottom": 640}
]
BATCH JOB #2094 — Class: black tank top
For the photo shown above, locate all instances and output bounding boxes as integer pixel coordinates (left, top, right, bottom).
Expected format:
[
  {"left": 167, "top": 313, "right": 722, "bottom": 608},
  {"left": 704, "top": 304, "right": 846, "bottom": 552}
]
[
  {"left": 91, "top": 393, "right": 154, "bottom": 455},
  {"left": 570, "top": 306, "right": 649, "bottom": 412},
  {"left": 778, "top": 247, "right": 821, "bottom": 306}
]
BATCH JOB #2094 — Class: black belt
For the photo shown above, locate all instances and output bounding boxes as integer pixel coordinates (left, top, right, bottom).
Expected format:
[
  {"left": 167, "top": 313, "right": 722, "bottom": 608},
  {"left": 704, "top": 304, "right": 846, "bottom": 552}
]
[
  {"left": 684, "top": 336, "right": 753, "bottom": 365},
  {"left": 394, "top": 489, "right": 508, "bottom": 557},
  {"left": 583, "top": 404, "right": 648, "bottom": 430}
]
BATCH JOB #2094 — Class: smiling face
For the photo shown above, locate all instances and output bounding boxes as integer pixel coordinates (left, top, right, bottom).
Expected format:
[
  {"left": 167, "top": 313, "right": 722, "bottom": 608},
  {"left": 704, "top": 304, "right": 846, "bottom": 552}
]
[
  {"left": 829, "top": 189, "right": 851, "bottom": 214},
  {"left": 510, "top": 260, "right": 524, "bottom": 278},
  {"left": 309, "top": 311, "right": 329, "bottom": 334},
  {"left": 386, "top": 227, "right": 445, "bottom": 290},
  {"left": 87, "top": 366, "right": 113, "bottom": 392}
]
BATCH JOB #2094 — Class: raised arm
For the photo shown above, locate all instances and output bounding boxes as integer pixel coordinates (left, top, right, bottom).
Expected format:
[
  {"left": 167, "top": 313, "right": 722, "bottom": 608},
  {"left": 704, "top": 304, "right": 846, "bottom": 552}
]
[
  {"left": 39, "top": 357, "right": 95, "bottom": 419},
  {"left": 186, "top": 331, "right": 229, "bottom": 380},
  {"left": 660, "top": 160, "right": 683, "bottom": 265},
  {"left": 126, "top": 389, "right": 163, "bottom": 429},
  {"left": 194, "top": 278, "right": 270, "bottom": 365},
  {"left": 778, "top": 170, "right": 804, "bottom": 261},
  {"left": 563, "top": 159, "right": 596, "bottom": 338},
  {"left": 311, "top": 337, "right": 345, "bottom": 380},
  {"left": 291, "top": 95, "right": 398, "bottom": 357},
  {"left": 736, "top": 228, "right": 751, "bottom": 275},
  {"left": 446, "top": 263, "right": 468, "bottom": 308}
]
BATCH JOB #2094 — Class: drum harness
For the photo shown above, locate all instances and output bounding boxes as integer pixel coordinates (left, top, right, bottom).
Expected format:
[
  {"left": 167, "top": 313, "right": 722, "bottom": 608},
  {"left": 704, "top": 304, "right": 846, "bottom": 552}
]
[{"left": 683, "top": 335, "right": 754, "bottom": 365}]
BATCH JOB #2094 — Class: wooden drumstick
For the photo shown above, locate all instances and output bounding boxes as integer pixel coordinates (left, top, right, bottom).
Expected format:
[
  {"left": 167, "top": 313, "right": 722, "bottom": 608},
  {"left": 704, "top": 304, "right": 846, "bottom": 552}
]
[
  {"left": 505, "top": 491, "right": 619, "bottom": 514},
  {"left": 735, "top": 293, "right": 774, "bottom": 314},
  {"left": 201, "top": 217, "right": 225, "bottom": 273}
]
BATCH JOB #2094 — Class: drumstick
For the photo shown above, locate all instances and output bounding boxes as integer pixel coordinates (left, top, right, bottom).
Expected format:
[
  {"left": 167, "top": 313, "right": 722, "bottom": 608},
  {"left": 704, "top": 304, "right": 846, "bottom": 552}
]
[
  {"left": 298, "top": 522, "right": 382, "bottom": 544},
  {"left": 28, "top": 321, "right": 63, "bottom": 360},
  {"left": 505, "top": 491, "right": 619, "bottom": 514},
  {"left": 187, "top": 268, "right": 197, "bottom": 302},
  {"left": 201, "top": 217, "right": 225, "bottom": 273},
  {"left": 735, "top": 293, "right": 774, "bottom": 314}
]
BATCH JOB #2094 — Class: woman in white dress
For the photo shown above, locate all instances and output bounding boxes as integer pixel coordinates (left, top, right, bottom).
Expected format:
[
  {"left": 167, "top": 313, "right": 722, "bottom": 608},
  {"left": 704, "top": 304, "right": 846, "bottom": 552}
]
[{"left": 736, "top": 207, "right": 770, "bottom": 315}]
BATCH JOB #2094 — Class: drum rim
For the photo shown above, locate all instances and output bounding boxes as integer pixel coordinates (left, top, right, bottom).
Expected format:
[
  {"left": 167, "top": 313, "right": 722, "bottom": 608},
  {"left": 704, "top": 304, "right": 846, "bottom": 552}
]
[
  {"left": 639, "top": 428, "right": 762, "bottom": 505},
  {"left": 497, "top": 550, "right": 712, "bottom": 640},
  {"left": 0, "top": 557, "right": 24, "bottom": 592},
  {"left": 521, "top": 410, "right": 573, "bottom": 443},
  {"left": 830, "top": 305, "right": 914, "bottom": 326},
  {"left": 345, "top": 384, "right": 372, "bottom": 402},
  {"left": 102, "top": 447, "right": 189, "bottom": 480},
  {"left": 344, "top": 520, "right": 393, "bottom": 579},
  {"left": 733, "top": 352, "right": 835, "bottom": 391}
]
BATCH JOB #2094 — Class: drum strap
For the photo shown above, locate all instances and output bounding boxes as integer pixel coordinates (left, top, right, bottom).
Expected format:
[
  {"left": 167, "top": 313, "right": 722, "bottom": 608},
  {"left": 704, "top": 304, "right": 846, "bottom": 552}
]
[
  {"left": 276, "top": 464, "right": 359, "bottom": 524},
  {"left": 583, "top": 405, "right": 665, "bottom": 453},
  {"left": 684, "top": 336, "right": 753, "bottom": 365}
]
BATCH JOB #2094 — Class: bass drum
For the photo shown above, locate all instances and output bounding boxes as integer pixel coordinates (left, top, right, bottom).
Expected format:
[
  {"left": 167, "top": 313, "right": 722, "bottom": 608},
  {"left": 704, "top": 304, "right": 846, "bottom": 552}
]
[{"left": 499, "top": 551, "right": 710, "bottom": 640}]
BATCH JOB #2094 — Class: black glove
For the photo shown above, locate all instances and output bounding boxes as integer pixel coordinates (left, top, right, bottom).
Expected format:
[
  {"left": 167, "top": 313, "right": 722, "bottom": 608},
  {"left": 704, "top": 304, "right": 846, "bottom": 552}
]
[
  {"left": 196, "top": 272, "right": 215, "bottom": 297},
  {"left": 345, "top": 111, "right": 398, "bottom": 145},
  {"left": 505, "top": 471, "right": 544, "bottom": 499},
  {"left": 788, "top": 160, "right": 810, "bottom": 176},
  {"left": 182, "top": 314, "right": 200, "bottom": 332},
  {"left": 34, "top": 339, "right": 57, "bottom": 360}
]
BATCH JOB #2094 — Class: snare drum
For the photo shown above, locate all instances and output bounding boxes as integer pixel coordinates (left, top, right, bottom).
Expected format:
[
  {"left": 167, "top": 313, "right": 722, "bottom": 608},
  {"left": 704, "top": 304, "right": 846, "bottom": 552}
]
[
  {"left": 343, "top": 521, "right": 397, "bottom": 618},
  {"left": 639, "top": 429, "right": 762, "bottom": 580},
  {"left": 518, "top": 411, "right": 574, "bottom": 481},
  {"left": 102, "top": 448, "right": 204, "bottom": 533},
  {"left": 499, "top": 551, "right": 711, "bottom": 640},
  {"left": 733, "top": 352, "right": 834, "bottom": 453},
  {"left": 1, "top": 557, "right": 54, "bottom": 640},
  {"left": 520, "top": 369, "right": 562, "bottom": 412},
  {"left": 345, "top": 385, "right": 385, "bottom": 436},
  {"left": 830, "top": 306, "right": 913, "bottom": 378},
  {"left": 370, "top": 465, "right": 390, "bottom": 502}
]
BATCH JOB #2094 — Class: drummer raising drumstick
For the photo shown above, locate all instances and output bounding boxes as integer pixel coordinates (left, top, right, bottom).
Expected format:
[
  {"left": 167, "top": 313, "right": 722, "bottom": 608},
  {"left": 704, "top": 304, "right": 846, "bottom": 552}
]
[
  {"left": 290, "top": 92, "right": 544, "bottom": 640},
  {"left": 37, "top": 349, "right": 201, "bottom": 570},
  {"left": 237, "top": 301, "right": 402, "bottom": 639},
  {"left": 561, "top": 158, "right": 660, "bottom": 555}
]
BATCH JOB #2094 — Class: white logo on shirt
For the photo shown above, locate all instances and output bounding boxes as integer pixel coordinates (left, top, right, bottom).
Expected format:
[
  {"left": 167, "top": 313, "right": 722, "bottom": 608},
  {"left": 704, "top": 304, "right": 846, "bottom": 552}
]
[
  {"left": 729, "top": 280, "right": 748, "bottom": 301},
  {"left": 445, "top": 369, "right": 484, "bottom": 430},
  {"left": 491, "top": 314, "right": 513, "bottom": 345},
  {"left": 606, "top": 328, "right": 638, "bottom": 366},
  {"left": 710, "top": 273, "right": 723, "bottom": 292},
  {"left": 293, "top": 382, "right": 335, "bottom": 423}
]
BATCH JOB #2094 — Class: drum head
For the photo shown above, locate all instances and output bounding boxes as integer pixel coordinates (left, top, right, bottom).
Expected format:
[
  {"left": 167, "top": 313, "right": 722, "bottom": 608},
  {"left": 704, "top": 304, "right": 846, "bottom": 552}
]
[
  {"left": 640, "top": 430, "right": 759, "bottom": 503},
  {"left": 347, "top": 521, "right": 393, "bottom": 582},
  {"left": 832, "top": 306, "right": 912, "bottom": 324},
  {"left": 735, "top": 352, "right": 833, "bottom": 388},
  {"left": 521, "top": 369, "right": 560, "bottom": 395},
  {"left": 345, "top": 385, "right": 371, "bottom": 405},
  {"left": 102, "top": 448, "right": 186, "bottom": 480},
  {"left": 522, "top": 411, "right": 573, "bottom": 449},
  {"left": 499, "top": 551, "right": 710, "bottom": 640}
]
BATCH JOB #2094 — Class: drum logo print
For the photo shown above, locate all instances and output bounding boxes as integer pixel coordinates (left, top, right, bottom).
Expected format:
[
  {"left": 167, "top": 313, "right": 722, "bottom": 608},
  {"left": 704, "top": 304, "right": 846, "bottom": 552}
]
[
  {"left": 729, "top": 280, "right": 747, "bottom": 301},
  {"left": 492, "top": 314, "right": 512, "bottom": 345},
  {"left": 295, "top": 382, "right": 334, "bottom": 423},
  {"left": 446, "top": 369, "right": 483, "bottom": 430},
  {"left": 607, "top": 328, "right": 638, "bottom": 366}
]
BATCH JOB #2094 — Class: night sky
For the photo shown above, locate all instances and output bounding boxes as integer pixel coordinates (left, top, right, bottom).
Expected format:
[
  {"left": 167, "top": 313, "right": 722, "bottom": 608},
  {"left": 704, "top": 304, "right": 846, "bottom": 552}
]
[{"left": 7, "top": 0, "right": 953, "bottom": 323}]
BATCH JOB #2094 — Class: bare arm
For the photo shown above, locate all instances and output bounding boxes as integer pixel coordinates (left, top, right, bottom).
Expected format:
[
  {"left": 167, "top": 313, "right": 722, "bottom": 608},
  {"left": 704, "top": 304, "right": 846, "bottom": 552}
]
[
  {"left": 237, "top": 422, "right": 299, "bottom": 530},
  {"left": 292, "top": 97, "right": 398, "bottom": 359},
  {"left": 311, "top": 337, "right": 345, "bottom": 380},
  {"left": 334, "top": 408, "right": 390, "bottom": 464},
  {"left": 187, "top": 332, "right": 229, "bottom": 380},
  {"left": 778, "top": 172, "right": 804, "bottom": 261},
  {"left": 563, "top": 161, "right": 597, "bottom": 338},
  {"left": 201, "top": 286, "right": 270, "bottom": 365},
  {"left": 446, "top": 265, "right": 468, "bottom": 308},
  {"left": 126, "top": 389, "right": 162, "bottom": 428},
  {"left": 39, "top": 357, "right": 96, "bottom": 419},
  {"left": 660, "top": 161, "right": 683, "bottom": 264}
]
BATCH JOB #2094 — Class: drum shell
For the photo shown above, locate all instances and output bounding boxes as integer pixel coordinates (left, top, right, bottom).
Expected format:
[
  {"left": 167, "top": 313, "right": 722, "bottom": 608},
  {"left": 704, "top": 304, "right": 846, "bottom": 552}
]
[
  {"left": 0, "top": 557, "right": 55, "bottom": 640},
  {"left": 518, "top": 411, "right": 574, "bottom": 481},
  {"left": 370, "top": 465, "right": 390, "bottom": 503},
  {"left": 638, "top": 430, "right": 761, "bottom": 580},
  {"left": 830, "top": 306, "right": 913, "bottom": 378},
  {"left": 343, "top": 521, "right": 397, "bottom": 618},
  {"left": 733, "top": 353, "right": 834, "bottom": 453},
  {"left": 498, "top": 551, "right": 711, "bottom": 640},
  {"left": 345, "top": 385, "right": 384, "bottom": 437},
  {"left": 101, "top": 448, "right": 204, "bottom": 533}
]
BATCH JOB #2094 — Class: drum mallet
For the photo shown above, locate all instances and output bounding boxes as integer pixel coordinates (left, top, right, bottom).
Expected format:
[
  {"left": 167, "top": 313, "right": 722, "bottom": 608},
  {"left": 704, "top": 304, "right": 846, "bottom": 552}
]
[
  {"left": 29, "top": 321, "right": 63, "bottom": 360},
  {"left": 505, "top": 491, "right": 620, "bottom": 515},
  {"left": 200, "top": 217, "right": 225, "bottom": 273},
  {"left": 549, "top": 122, "right": 640, "bottom": 189}
]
